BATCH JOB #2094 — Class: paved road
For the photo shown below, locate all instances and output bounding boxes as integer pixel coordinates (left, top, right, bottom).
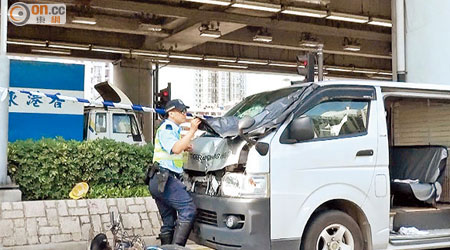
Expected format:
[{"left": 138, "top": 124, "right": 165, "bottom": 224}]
[{"left": 186, "top": 243, "right": 212, "bottom": 250}]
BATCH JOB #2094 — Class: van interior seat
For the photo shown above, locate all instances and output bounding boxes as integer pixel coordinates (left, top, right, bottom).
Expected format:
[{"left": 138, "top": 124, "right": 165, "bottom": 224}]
[
  {"left": 390, "top": 145, "right": 448, "bottom": 205},
  {"left": 338, "top": 115, "right": 366, "bottom": 135}
]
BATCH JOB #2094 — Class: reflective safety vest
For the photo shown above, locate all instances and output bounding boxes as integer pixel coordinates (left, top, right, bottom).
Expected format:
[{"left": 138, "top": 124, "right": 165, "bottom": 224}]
[{"left": 153, "top": 123, "right": 188, "bottom": 169}]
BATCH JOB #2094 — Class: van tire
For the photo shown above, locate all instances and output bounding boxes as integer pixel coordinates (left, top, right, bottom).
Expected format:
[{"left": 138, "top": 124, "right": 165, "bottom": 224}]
[{"left": 300, "top": 210, "right": 363, "bottom": 250}]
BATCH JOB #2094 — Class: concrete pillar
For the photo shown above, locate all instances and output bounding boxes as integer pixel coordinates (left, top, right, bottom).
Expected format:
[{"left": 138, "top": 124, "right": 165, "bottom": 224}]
[
  {"left": 0, "top": 0, "right": 9, "bottom": 185},
  {"left": 0, "top": 58, "right": 8, "bottom": 186},
  {"left": 402, "top": 0, "right": 450, "bottom": 83},
  {"left": 113, "top": 59, "right": 153, "bottom": 143},
  {"left": 0, "top": 0, "right": 20, "bottom": 201},
  {"left": 392, "top": 0, "right": 406, "bottom": 82}
]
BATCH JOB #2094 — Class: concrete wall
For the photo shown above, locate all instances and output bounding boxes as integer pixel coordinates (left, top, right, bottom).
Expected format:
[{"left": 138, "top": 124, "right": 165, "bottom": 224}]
[{"left": 0, "top": 197, "right": 161, "bottom": 248}]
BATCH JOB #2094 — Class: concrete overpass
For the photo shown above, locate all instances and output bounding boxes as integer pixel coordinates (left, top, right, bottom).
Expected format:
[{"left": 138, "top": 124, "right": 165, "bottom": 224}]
[{"left": 8, "top": 0, "right": 392, "bottom": 79}]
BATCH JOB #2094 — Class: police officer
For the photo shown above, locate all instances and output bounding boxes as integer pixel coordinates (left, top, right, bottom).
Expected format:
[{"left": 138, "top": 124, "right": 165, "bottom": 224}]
[{"left": 149, "top": 99, "right": 201, "bottom": 246}]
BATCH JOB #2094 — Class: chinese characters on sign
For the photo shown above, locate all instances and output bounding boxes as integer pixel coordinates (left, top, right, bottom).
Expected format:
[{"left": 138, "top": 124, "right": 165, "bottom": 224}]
[
  {"left": 9, "top": 91, "right": 18, "bottom": 107},
  {"left": 9, "top": 90, "right": 64, "bottom": 109},
  {"left": 48, "top": 93, "right": 65, "bottom": 108},
  {"left": 26, "top": 94, "right": 43, "bottom": 107}
]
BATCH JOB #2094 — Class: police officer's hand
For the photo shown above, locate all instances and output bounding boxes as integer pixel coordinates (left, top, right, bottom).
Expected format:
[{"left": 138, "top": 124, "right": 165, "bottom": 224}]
[
  {"left": 190, "top": 118, "right": 201, "bottom": 132},
  {"left": 186, "top": 144, "right": 193, "bottom": 152}
]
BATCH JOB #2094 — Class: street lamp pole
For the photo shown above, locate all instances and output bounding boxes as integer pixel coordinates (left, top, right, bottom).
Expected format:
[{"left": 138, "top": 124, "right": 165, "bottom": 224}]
[{"left": 317, "top": 44, "right": 324, "bottom": 81}]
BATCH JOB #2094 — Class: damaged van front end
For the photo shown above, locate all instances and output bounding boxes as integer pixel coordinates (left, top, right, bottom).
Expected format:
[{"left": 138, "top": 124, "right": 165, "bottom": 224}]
[
  {"left": 184, "top": 136, "right": 271, "bottom": 250},
  {"left": 182, "top": 84, "right": 316, "bottom": 250}
]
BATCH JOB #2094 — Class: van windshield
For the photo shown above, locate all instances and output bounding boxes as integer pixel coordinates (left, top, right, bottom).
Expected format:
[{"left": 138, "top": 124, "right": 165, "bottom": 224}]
[
  {"left": 201, "top": 84, "right": 313, "bottom": 138},
  {"left": 225, "top": 86, "right": 304, "bottom": 119}
]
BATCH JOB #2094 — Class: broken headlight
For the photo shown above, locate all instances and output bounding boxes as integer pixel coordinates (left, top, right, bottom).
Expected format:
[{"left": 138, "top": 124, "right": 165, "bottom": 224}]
[{"left": 221, "top": 173, "right": 269, "bottom": 198}]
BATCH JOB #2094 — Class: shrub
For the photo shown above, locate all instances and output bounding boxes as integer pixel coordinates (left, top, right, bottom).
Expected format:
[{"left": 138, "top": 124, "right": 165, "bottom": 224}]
[
  {"left": 87, "top": 184, "right": 150, "bottom": 199},
  {"left": 7, "top": 138, "right": 153, "bottom": 200}
]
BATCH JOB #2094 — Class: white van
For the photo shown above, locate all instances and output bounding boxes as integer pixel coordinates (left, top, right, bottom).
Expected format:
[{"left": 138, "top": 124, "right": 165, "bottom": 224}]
[
  {"left": 184, "top": 80, "right": 450, "bottom": 250},
  {"left": 82, "top": 82, "right": 145, "bottom": 145}
]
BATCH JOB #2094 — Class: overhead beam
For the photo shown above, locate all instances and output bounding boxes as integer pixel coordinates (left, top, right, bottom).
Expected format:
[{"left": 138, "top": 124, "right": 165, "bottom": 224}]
[
  {"left": 159, "top": 22, "right": 246, "bottom": 51},
  {"left": 90, "top": 0, "right": 390, "bottom": 41},
  {"left": 218, "top": 28, "right": 391, "bottom": 58},
  {"left": 8, "top": 48, "right": 389, "bottom": 80},
  {"left": 163, "top": 17, "right": 189, "bottom": 30},
  {"left": 8, "top": 25, "right": 146, "bottom": 48},
  {"left": 28, "top": 0, "right": 391, "bottom": 42},
  {"left": 8, "top": 23, "right": 390, "bottom": 70},
  {"left": 13, "top": 12, "right": 170, "bottom": 38},
  {"left": 187, "top": 42, "right": 391, "bottom": 69},
  {"left": 208, "top": 39, "right": 392, "bottom": 59}
]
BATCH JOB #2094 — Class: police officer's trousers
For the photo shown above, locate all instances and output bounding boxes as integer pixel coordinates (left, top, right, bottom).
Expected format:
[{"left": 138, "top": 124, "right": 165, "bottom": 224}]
[{"left": 148, "top": 173, "right": 196, "bottom": 235}]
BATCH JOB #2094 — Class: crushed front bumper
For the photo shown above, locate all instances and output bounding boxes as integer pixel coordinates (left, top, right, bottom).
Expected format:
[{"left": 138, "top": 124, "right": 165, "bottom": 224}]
[{"left": 190, "top": 194, "right": 270, "bottom": 250}]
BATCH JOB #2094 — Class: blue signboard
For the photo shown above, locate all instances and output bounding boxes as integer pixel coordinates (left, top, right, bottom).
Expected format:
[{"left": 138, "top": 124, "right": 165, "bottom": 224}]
[{"left": 8, "top": 60, "right": 85, "bottom": 142}]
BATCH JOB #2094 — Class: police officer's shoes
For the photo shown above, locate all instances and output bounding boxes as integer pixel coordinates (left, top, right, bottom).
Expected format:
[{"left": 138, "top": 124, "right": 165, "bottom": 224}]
[
  {"left": 159, "top": 231, "right": 174, "bottom": 245},
  {"left": 172, "top": 221, "right": 193, "bottom": 246}
]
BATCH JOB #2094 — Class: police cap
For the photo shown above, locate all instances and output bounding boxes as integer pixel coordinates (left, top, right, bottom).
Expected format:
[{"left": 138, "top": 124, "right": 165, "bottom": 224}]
[{"left": 165, "top": 99, "right": 190, "bottom": 113}]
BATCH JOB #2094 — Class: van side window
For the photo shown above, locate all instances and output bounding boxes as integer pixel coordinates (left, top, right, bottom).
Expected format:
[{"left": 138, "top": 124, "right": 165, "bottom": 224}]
[
  {"left": 113, "top": 114, "right": 132, "bottom": 134},
  {"left": 129, "top": 115, "right": 140, "bottom": 136},
  {"left": 303, "top": 100, "right": 369, "bottom": 139},
  {"left": 95, "top": 113, "right": 107, "bottom": 133}
]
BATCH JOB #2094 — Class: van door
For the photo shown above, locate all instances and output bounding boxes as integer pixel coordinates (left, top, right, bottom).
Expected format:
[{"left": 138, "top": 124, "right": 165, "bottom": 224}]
[
  {"left": 111, "top": 113, "right": 133, "bottom": 143},
  {"left": 87, "top": 111, "right": 108, "bottom": 140},
  {"left": 269, "top": 85, "right": 379, "bottom": 246}
]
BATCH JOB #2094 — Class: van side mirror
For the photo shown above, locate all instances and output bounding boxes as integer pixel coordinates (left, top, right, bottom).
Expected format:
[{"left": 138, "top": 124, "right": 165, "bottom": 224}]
[
  {"left": 289, "top": 116, "right": 315, "bottom": 142},
  {"left": 281, "top": 116, "right": 315, "bottom": 144},
  {"left": 238, "top": 116, "right": 256, "bottom": 145}
]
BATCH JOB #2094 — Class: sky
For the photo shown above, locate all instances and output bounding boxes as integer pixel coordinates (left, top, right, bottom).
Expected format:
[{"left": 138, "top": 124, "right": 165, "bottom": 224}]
[{"left": 158, "top": 65, "right": 305, "bottom": 108}]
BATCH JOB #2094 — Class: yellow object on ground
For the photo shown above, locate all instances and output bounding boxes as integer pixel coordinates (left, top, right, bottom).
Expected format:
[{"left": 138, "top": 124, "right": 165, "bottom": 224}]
[{"left": 69, "top": 182, "right": 89, "bottom": 199}]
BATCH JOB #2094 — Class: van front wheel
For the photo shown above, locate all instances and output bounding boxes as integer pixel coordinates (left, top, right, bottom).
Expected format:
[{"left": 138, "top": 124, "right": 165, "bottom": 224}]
[{"left": 301, "top": 210, "right": 363, "bottom": 250}]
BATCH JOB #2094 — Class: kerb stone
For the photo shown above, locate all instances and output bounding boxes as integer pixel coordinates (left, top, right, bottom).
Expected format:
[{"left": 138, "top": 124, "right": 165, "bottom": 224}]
[
  {"left": 39, "top": 226, "right": 60, "bottom": 235},
  {"left": 57, "top": 201, "right": 68, "bottom": 216},
  {"left": 117, "top": 199, "right": 127, "bottom": 213},
  {"left": 39, "top": 236, "right": 50, "bottom": 244},
  {"left": 51, "top": 234, "right": 72, "bottom": 243},
  {"left": 129, "top": 205, "right": 146, "bottom": 213},
  {"left": 60, "top": 217, "right": 81, "bottom": 233},
  {"left": 134, "top": 197, "right": 145, "bottom": 205},
  {"left": 149, "top": 212, "right": 161, "bottom": 228},
  {"left": 88, "top": 199, "right": 108, "bottom": 215},
  {"left": 24, "top": 201, "right": 45, "bottom": 217},
  {"left": 141, "top": 220, "right": 153, "bottom": 236},
  {"left": 26, "top": 218, "right": 38, "bottom": 236},
  {"left": 121, "top": 214, "right": 141, "bottom": 229},
  {"left": 68, "top": 207, "right": 89, "bottom": 216},
  {"left": 12, "top": 202, "right": 23, "bottom": 210},
  {"left": 1, "top": 202, "right": 12, "bottom": 210},
  {"left": 13, "top": 218, "right": 25, "bottom": 227},
  {"left": 91, "top": 215, "right": 102, "bottom": 232},
  {"left": 145, "top": 198, "right": 159, "bottom": 212},
  {"left": 0, "top": 220, "right": 13, "bottom": 237},
  {"left": 47, "top": 208, "right": 59, "bottom": 226},
  {"left": 2, "top": 210, "right": 24, "bottom": 219},
  {"left": 14, "top": 228, "right": 27, "bottom": 245}
]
